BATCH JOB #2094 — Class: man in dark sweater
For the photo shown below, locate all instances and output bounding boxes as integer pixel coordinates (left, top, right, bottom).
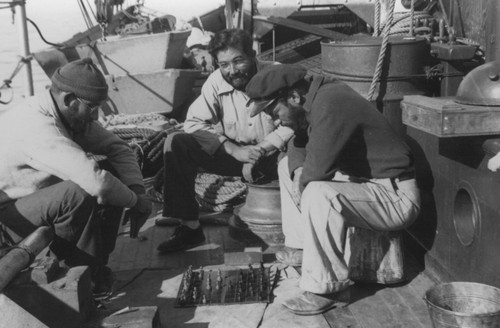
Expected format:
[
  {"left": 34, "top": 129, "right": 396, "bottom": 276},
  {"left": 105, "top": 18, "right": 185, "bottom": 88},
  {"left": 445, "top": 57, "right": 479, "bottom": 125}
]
[{"left": 246, "top": 64, "right": 421, "bottom": 315}]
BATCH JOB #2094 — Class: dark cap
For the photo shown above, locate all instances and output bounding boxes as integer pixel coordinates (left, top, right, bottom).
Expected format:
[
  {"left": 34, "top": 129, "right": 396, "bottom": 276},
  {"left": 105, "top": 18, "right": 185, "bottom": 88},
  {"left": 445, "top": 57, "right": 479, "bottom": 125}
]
[
  {"left": 51, "top": 58, "right": 108, "bottom": 102},
  {"left": 245, "top": 64, "right": 307, "bottom": 100}
]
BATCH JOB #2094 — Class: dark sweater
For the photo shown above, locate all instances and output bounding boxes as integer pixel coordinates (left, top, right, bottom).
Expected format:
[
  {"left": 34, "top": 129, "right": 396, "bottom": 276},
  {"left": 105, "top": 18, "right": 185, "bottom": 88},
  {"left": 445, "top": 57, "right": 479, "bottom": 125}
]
[{"left": 287, "top": 76, "right": 414, "bottom": 192}]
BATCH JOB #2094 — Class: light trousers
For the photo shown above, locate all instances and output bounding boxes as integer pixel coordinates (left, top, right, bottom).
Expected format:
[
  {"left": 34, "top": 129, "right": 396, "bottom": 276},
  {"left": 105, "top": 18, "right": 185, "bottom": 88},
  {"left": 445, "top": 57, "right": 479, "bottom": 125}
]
[{"left": 277, "top": 157, "right": 421, "bottom": 294}]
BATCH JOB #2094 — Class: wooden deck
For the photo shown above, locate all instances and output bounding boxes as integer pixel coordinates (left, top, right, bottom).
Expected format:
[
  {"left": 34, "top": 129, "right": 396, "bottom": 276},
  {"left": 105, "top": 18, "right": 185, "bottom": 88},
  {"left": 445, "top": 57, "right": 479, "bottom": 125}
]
[{"left": 88, "top": 206, "right": 440, "bottom": 328}]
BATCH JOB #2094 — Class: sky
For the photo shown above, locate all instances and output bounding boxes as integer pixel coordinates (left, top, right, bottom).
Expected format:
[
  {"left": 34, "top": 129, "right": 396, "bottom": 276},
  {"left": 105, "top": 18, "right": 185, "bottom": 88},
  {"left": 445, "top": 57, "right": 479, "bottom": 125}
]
[{"left": 18, "top": 0, "right": 225, "bottom": 46}]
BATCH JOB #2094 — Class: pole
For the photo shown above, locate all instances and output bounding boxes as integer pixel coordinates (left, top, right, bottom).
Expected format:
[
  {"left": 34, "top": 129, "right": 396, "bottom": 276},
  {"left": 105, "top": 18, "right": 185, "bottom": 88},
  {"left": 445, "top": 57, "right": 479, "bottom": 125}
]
[
  {"left": 0, "top": 226, "right": 54, "bottom": 292},
  {"left": 15, "top": 0, "right": 34, "bottom": 97}
]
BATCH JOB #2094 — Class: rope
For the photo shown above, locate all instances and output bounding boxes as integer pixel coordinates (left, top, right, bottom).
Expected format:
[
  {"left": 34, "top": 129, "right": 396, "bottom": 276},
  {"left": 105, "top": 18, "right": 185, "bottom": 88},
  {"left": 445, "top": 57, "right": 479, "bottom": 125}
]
[
  {"left": 373, "top": 0, "right": 381, "bottom": 37},
  {"left": 195, "top": 172, "right": 247, "bottom": 212},
  {"left": 0, "top": 55, "right": 32, "bottom": 105},
  {"left": 77, "top": 0, "right": 95, "bottom": 30},
  {"left": 409, "top": 0, "right": 415, "bottom": 36},
  {"left": 367, "top": 0, "right": 397, "bottom": 101}
]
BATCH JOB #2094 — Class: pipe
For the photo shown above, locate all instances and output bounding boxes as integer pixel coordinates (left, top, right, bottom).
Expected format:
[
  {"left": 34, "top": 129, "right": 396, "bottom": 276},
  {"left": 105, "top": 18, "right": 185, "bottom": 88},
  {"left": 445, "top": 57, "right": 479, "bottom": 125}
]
[
  {"left": 14, "top": 0, "right": 34, "bottom": 97},
  {"left": 0, "top": 226, "right": 54, "bottom": 292}
]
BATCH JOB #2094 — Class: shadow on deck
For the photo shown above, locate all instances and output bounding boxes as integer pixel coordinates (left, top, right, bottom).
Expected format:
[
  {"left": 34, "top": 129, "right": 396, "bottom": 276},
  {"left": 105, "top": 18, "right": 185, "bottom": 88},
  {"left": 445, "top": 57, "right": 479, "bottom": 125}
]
[{"left": 90, "top": 210, "right": 438, "bottom": 328}]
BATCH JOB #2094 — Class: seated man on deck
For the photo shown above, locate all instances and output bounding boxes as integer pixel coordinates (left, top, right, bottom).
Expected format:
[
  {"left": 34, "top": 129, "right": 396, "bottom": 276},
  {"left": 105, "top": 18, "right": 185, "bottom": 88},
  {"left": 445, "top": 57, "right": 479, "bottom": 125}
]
[
  {"left": 156, "top": 28, "right": 293, "bottom": 253},
  {"left": 245, "top": 64, "right": 421, "bottom": 315},
  {"left": 0, "top": 58, "right": 152, "bottom": 296}
]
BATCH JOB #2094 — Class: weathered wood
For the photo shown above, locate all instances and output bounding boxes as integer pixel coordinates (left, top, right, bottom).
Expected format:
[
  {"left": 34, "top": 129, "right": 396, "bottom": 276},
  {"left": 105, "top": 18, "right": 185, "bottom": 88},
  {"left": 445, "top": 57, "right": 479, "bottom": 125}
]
[
  {"left": 0, "top": 294, "right": 49, "bottom": 328},
  {"left": 402, "top": 95, "right": 500, "bottom": 137},
  {"left": 322, "top": 306, "right": 359, "bottom": 328},
  {"left": 101, "top": 306, "right": 160, "bottom": 328},
  {"left": 107, "top": 217, "right": 436, "bottom": 328}
]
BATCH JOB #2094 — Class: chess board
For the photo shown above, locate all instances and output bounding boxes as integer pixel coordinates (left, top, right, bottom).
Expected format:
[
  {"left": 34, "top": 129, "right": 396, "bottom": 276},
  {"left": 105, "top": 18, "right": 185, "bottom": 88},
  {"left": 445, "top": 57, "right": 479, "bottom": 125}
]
[{"left": 176, "top": 263, "right": 277, "bottom": 307}]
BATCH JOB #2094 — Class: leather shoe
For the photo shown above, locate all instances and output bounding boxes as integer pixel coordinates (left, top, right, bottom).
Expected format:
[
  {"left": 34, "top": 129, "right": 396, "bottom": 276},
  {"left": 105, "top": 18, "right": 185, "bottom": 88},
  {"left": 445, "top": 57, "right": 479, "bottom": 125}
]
[
  {"left": 276, "top": 247, "right": 303, "bottom": 266},
  {"left": 155, "top": 216, "right": 181, "bottom": 227},
  {"left": 282, "top": 289, "right": 350, "bottom": 316},
  {"left": 157, "top": 224, "right": 205, "bottom": 253}
]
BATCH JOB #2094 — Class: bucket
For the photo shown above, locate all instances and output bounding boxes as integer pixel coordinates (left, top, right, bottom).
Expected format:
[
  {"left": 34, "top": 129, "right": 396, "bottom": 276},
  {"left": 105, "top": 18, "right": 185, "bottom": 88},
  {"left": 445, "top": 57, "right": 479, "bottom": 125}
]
[{"left": 424, "top": 282, "right": 500, "bottom": 328}]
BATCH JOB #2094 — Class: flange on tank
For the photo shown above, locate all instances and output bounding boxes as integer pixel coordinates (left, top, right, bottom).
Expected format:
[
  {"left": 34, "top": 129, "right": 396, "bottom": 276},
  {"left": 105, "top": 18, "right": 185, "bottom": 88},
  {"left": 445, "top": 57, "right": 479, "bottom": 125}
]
[
  {"left": 321, "top": 35, "right": 432, "bottom": 135},
  {"left": 455, "top": 59, "right": 500, "bottom": 106}
]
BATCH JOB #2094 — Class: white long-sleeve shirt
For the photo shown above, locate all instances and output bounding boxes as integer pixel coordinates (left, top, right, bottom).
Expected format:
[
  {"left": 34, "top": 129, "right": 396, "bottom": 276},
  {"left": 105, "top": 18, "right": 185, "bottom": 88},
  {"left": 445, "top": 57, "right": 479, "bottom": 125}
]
[
  {"left": 183, "top": 61, "right": 294, "bottom": 155},
  {"left": 0, "top": 90, "right": 144, "bottom": 208}
]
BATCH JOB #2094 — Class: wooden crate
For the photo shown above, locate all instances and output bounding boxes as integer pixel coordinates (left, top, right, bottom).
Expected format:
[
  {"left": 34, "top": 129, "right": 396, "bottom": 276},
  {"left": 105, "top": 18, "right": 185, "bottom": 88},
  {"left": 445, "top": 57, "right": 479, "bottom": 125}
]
[{"left": 401, "top": 95, "right": 500, "bottom": 137}]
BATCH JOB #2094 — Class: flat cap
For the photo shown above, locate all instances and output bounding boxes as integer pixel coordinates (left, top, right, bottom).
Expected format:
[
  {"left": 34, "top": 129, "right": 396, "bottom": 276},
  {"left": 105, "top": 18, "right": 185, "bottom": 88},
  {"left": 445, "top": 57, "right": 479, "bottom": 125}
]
[{"left": 245, "top": 64, "right": 307, "bottom": 100}]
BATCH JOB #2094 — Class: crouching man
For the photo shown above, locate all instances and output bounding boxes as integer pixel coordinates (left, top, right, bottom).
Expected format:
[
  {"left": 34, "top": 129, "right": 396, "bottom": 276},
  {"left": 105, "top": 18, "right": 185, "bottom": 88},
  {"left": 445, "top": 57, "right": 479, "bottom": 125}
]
[
  {"left": 0, "top": 58, "right": 151, "bottom": 296},
  {"left": 245, "top": 64, "right": 420, "bottom": 315}
]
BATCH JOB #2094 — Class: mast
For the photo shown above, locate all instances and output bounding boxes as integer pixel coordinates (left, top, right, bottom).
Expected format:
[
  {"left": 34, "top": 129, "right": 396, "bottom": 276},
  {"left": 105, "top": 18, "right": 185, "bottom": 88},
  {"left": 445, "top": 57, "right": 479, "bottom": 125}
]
[{"left": 14, "top": 0, "right": 34, "bottom": 96}]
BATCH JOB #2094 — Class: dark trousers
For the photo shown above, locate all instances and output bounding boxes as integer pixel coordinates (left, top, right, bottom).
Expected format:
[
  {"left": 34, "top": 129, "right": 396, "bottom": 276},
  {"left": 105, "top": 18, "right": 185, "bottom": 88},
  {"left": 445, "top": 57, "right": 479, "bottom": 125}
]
[
  {"left": 163, "top": 132, "right": 279, "bottom": 221},
  {"left": 0, "top": 180, "right": 122, "bottom": 269}
]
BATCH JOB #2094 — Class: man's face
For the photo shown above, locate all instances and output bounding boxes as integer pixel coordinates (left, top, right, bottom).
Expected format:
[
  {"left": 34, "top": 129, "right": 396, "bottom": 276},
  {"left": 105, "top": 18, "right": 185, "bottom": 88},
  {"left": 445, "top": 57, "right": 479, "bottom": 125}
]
[
  {"left": 66, "top": 96, "right": 101, "bottom": 134},
  {"left": 266, "top": 99, "right": 307, "bottom": 131},
  {"left": 216, "top": 46, "right": 255, "bottom": 91}
]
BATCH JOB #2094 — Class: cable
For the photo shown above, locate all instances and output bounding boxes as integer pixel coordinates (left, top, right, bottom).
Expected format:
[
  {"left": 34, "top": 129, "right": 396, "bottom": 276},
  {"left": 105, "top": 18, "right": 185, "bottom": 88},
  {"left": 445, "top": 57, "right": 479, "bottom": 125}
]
[{"left": 26, "top": 18, "right": 63, "bottom": 47}]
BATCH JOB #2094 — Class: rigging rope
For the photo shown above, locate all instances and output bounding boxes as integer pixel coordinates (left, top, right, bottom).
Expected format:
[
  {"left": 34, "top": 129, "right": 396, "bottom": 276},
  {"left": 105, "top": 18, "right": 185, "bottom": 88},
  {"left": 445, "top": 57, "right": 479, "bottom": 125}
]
[
  {"left": 367, "top": 0, "right": 397, "bottom": 101},
  {"left": 0, "top": 55, "right": 32, "bottom": 105}
]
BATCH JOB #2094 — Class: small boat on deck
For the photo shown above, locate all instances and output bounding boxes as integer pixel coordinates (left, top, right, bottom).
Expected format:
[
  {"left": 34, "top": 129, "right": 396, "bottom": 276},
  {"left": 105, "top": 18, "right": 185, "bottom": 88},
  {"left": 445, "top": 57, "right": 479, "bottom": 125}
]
[{"left": 3, "top": 0, "right": 500, "bottom": 327}]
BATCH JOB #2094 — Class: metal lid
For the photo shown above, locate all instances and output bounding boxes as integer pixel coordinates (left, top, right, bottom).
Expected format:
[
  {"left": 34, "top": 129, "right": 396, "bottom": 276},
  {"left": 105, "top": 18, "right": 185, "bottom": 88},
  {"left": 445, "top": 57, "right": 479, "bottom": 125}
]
[{"left": 455, "top": 60, "right": 500, "bottom": 106}]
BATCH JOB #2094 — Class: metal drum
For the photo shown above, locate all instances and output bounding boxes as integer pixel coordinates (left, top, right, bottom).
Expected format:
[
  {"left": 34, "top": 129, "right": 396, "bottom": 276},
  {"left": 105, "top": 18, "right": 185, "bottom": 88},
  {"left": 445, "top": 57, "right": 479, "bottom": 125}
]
[
  {"left": 229, "top": 180, "right": 284, "bottom": 246},
  {"left": 321, "top": 35, "right": 431, "bottom": 135}
]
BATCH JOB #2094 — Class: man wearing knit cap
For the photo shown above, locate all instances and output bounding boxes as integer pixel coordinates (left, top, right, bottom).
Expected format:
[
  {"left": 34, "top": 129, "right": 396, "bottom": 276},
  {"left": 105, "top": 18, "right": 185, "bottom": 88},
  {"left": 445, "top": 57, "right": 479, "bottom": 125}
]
[
  {"left": 0, "top": 58, "right": 151, "bottom": 296},
  {"left": 246, "top": 64, "right": 421, "bottom": 315}
]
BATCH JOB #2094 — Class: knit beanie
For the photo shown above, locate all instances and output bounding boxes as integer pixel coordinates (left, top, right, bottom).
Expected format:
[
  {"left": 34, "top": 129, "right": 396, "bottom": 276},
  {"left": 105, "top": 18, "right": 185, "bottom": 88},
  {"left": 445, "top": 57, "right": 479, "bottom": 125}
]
[{"left": 51, "top": 58, "right": 108, "bottom": 102}]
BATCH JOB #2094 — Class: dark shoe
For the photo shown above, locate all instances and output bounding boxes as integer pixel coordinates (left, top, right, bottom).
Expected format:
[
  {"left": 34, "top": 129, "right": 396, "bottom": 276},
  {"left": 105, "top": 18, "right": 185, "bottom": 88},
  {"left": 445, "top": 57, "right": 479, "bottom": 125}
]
[
  {"left": 157, "top": 224, "right": 205, "bottom": 252},
  {"left": 155, "top": 216, "right": 181, "bottom": 227},
  {"left": 92, "top": 266, "right": 114, "bottom": 300},
  {"left": 276, "top": 247, "right": 303, "bottom": 266},
  {"left": 282, "top": 289, "right": 350, "bottom": 316}
]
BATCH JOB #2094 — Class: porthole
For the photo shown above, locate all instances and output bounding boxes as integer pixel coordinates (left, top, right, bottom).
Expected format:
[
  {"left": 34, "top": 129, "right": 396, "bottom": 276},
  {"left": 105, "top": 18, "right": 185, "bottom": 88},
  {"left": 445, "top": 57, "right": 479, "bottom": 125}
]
[{"left": 452, "top": 182, "right": 480, "bottom": 247}]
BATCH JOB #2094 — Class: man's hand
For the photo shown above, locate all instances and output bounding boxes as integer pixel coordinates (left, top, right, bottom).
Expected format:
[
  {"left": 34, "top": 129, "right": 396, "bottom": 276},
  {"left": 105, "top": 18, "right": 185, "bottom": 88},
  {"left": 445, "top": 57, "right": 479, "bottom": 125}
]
[
  {"left": 242, "top": 162, "right": 255, "bottom": 183},
  {"left": 224, "top": 142, "right": 265, "bottom": 164},
  {"left": 292, "top": 167, "right": 303, "bottom": 207},
  {"left": 128, "top": 194, "right": 152, "bottom": 238},
  {"left": 488, "top": 153, "right": 500, "bottom": 172}
]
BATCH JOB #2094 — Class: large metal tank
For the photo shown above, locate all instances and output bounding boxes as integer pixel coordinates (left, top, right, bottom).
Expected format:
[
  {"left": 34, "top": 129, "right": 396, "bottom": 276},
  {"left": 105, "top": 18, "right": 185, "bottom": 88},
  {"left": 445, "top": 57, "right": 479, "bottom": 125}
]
[{"left": 321, "top": 35, "right": 432, "bottom": 135}]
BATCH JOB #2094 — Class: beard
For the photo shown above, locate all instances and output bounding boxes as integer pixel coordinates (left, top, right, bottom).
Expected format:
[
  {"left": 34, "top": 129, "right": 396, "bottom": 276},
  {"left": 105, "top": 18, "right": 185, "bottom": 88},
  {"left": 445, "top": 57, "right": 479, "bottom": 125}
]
[{"left": 223, "top": 71, "right": 251, "bottom": 91}]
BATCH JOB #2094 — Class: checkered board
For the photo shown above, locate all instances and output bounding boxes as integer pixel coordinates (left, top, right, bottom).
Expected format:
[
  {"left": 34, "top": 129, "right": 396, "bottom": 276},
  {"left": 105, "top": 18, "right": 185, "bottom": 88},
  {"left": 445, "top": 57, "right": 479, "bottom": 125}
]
[{"left": 176, "top": 264, "right": 277, "bottom": 307}]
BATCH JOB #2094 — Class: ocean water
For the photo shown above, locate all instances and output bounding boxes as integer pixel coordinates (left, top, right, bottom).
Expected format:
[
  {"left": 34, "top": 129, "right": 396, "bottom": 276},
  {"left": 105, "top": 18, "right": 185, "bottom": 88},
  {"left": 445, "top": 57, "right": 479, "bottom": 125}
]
[{"left": 0, "top": 0, "right": 222, "bottom": 110}]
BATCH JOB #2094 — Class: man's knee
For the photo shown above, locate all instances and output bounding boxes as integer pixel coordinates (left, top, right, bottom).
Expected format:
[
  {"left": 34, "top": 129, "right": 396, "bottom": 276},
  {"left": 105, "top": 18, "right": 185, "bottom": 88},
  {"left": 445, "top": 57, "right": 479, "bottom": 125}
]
[
  {"left": 163, "top": 132, "right": 195, "bottom": 153},
  {"left": 278, "top": 156, "right": 289, "bottom": 178},
  {"left": 58, "top": 181, "right": 97, "bottom": 209}
]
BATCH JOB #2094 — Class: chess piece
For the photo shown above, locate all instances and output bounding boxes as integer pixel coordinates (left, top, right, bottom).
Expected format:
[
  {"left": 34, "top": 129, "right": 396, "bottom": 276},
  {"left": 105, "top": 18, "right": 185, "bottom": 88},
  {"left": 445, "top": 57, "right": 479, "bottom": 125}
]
[
  {"left": 193, "top": 286, "right": 199, "bottom": 300},
  {"left": 202, "top": 294, "right": 207, "bottom": 304}
]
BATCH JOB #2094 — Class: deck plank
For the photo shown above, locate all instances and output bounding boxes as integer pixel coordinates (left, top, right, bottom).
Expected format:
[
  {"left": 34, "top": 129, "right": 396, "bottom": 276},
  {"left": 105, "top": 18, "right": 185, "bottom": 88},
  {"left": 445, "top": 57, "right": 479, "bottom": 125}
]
[
  {"left": 322, "top": 306, "right": 360, "bottom": 328},
  {"left": 106, "top": 218, "right": 436, "bottom": 328},
  {"left": 347, "top": 283, "right": 393, "bottom": 328}
]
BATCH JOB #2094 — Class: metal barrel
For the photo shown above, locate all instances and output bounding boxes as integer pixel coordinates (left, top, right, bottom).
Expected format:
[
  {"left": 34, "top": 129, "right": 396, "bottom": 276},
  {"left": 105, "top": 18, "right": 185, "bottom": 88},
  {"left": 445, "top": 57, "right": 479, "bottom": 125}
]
[{"left": 321, "top": 35, "right": 432, "bottom": 135}]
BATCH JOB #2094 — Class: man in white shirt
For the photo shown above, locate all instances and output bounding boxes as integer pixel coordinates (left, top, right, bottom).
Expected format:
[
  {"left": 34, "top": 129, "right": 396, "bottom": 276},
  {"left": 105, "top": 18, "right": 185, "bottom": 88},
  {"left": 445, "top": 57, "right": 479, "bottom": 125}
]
[
  {"left": 156, "top": 29, "right": 293, "bottom": 252},
  {"left": 0, "top": 58, "right": 152, "bottom": 296}
]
